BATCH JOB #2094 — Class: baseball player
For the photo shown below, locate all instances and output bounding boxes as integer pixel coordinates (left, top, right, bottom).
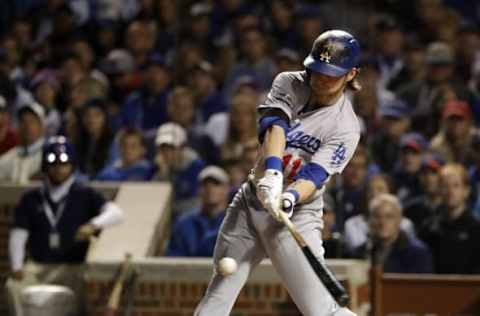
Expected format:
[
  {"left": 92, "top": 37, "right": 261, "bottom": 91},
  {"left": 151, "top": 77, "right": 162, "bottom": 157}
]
[{"left": 195, "top": 30, "right": 361, "bottom": 316}]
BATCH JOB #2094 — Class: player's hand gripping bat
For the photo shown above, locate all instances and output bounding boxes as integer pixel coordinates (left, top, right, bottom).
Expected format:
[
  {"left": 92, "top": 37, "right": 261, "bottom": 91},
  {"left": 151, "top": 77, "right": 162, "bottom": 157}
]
[{"left": 276, "top": 209, "right": 350, "bottom": 307}]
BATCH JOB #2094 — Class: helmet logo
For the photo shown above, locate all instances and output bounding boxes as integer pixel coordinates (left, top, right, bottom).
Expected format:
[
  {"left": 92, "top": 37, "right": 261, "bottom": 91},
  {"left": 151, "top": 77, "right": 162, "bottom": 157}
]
[{"left": 319, "top": 41, "right": 337, "bottom": 63}]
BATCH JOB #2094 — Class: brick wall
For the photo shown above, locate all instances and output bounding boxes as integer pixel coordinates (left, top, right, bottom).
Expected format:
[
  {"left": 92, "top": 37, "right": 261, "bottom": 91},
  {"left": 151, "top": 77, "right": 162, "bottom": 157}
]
[
  {"left": 86, "top": 279, "right": 303, "bottom": 316},
  {"left": 84, "top": 258, "right": 369, "bottom": 316}
]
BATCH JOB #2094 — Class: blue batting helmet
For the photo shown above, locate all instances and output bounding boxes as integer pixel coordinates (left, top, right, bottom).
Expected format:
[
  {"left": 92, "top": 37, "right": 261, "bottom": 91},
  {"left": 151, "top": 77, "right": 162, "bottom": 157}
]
[
  {"left": 304, "top": 30, "right": 360, "bottom": 77},
  {"left": 42, "top": 136, "right": 76, "bottom": 170}
]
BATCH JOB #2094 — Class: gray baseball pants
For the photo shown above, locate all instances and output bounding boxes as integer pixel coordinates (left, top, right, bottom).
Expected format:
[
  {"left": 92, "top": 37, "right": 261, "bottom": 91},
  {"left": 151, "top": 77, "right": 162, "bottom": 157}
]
[{"left": 194, "top": 182, "right": 343, "bottom": 316}]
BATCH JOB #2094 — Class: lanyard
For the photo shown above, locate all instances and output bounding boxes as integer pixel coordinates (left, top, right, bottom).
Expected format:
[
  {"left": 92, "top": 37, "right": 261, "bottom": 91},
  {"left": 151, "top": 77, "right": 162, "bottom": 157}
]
[{"left": 42, "top": 196, "right": 68, "bottom": 231}]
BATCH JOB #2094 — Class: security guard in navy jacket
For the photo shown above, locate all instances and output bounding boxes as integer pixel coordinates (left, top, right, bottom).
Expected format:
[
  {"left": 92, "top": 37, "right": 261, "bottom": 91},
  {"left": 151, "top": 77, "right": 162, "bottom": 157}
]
[{"left": 6, "top": 136, "right": 124, "bottom": 316}]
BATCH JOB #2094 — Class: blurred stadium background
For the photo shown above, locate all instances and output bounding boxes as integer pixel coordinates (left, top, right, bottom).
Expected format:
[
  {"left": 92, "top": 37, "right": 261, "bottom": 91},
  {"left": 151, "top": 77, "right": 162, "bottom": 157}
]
[{"left": 1, "top": 0, "right": 480, "bottom": 315}]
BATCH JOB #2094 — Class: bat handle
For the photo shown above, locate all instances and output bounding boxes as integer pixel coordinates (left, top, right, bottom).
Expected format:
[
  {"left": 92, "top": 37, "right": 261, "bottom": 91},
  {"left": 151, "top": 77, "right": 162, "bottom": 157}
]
[{"left": 337, "top": 293, "right": 350, "bottom": 307}]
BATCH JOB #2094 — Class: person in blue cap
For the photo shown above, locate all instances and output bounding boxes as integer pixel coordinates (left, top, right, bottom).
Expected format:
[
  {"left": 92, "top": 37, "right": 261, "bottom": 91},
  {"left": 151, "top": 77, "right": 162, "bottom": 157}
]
[
  {"left": 393, "top": 132, "right": 428, "bottom": 203},
  {"left": 6, "top": 136, "right": 124, "bottom": 316},
  {"left": 371, "top": 97, "right": 411, "bottom": 173},
  {"left": 121, "top": 53, "right": 171, "bottom": 140}
]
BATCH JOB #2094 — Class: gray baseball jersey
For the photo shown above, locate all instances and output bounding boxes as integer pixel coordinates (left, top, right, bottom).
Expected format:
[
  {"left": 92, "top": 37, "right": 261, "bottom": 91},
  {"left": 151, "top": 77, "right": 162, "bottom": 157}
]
[
  {"left": 254, "top": 71, "right": 361, "bottom": 211},
  {"left": 194, "top": 71, "right": 360, "bottom": 316}
]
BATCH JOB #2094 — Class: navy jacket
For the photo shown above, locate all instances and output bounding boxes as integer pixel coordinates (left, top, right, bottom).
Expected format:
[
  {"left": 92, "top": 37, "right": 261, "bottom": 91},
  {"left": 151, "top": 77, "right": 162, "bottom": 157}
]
[
  {"left": 13, "top": 182, "right": 106, "bottom": 263},
  {"left": 121, "top": 89, "right": 170, "bottom": 132},
  {"left": 166, "top": 209, "right": 225, "bottom": 257},
  {"left": 419, "top": 208, "right": 480, "bottom": 274},
  {"left": 351, "top": 231, "right": 434, "bottom": 273}
]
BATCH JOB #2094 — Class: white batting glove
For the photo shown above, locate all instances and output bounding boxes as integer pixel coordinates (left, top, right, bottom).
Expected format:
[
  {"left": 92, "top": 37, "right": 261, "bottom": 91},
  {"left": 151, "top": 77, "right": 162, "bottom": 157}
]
[
  {"left": 257, "top": 169, "right": 283, "bottom": 220},
  {"left": 280, "top": 191, "right": 296, "bottom": 219}
]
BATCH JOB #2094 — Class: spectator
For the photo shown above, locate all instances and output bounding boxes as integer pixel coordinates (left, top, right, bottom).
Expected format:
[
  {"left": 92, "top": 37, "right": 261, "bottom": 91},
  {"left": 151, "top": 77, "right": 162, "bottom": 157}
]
[
  {"left": 60, "top": 52, "right": 88, "bottom": 93},
  {"left": 166, "top": 165, "right": 229, "bottom": 257},
  {"left": 31, "top": 70, "right": 61, "bottom": 136},
  {"left": 372, "top": 16, "right": 405, "bottom": 89},
  {"left": 294, "top": 4, "right": 324, "bottom": 57},
  {"left": 121, "top": 53, "right": 171, "bottom": 139},
  {"left": 205, "top": 92, "right": 258, "bottom": 161},
  {"left": 71, "top": 38, "right": 108, "bottom": 87},
  {"left": 330, "top": 145, "right": 369, "bottom": 229},
  {"left": 5, "top": 136, "right": 123, "bottom": 316},
  {"left": 183, "top": 3, "right": 214, "bottom": 55},
  {"left": 223, "top": 27, "right": 276, "bottom": 97},
  {"left": 420, "top": 163, "right": 480, "bottom": 274},
  {"left": 388, "top": 39, "right": 426, "bottom": 92},
  {"left": 166, "top": 86, "right": 220, "bottom": 164},
  {"left": 153, "top": 122, "right": 205, "bottom": 214},
  {"left": 350, "top": 193, "right": 433, "bottom": 273},
  {"left": 166, "top": 86, "right": 196, "bottom": 132},
  {"left": 230, "top": 75, "right": 262, "bottom": 98},
  {"left": 221, "top": 93, "right": 258, "bottom": 161},
  {"left": 1, "top": 35, "right": 25, "bottom": 84},
  {"left": 404, "top": 155, "right": 444, "bottom": 231},
  {"left": 99, "top": 49, "right": 141, "bottom": 104},
  {"left": 353, "top": 59, "right": 384, "bottom": 137},
  {"left": 0, "top": 95, "right": 19, "bottom": 155},
  {"left": 125, "top": 20, "right": 157, "bottom": 67},
  {"left": 430, "top": 100, "right": 477, "bottom": 165},
  {"left": 268, "top": 0, "right": 297, "bottom": 49},
  {"left": 0, "top": 102, "right": 45, "bottom": 183},
  {"left": 274, "top": 48, "right": 301, "bottom": 75},
  {"left": 322, "top": 194, "right": 345, "bottom": 259},
  {"left": 415, "top": 0, "right": 453, "bottom": 43},
  {"left": 396, "top": 42, "right": 473, "bottom": 137},
  {"left": 11, "top": 18, "right": 33, "bottom": 52},
  {"left": 230, "top": 5, "right": 261, "bottom": 40},
  {"left": 344, "top": 173, "right": 389, "bottom": 251},
  {"left": 69, "top": 76, "right": 108, "bottom": 110},
  {"left": 454, "top": 23, "right": 480, "bottom": 85},
  {"left": 189, "top": 61, "right": 228, "bottom": 123},
  {"left": 75, "top": 99, "right": 114, "bottom": 178},
  {"left": 222, "top": 138, "right": 259, "bottom": 193},
  {"left": 172, "top": 40, "right": 208, "bottom": 86},
  {"left": 393, "top": 132, "right": 427, "bottom": 202},
  {"left": 94, "top": 20, "right": 121, "bottom": 57},
  {"left": 344, "top": 173, "right": 416, "bottom": 251},
  {"left": 96, "top": 128, "right": 154, "bottom": 181},
  {"left": 92, "top": 0, "right": 139, "bottom": 22},
  {"left": 209, "top": 0, "right": 249, "bottom": 41},
  {"left": 154, "top": 0, "right": 178, "bottom": 57},
  {"left": 370, "top": 98, "right": 411, "bottom": 172}
]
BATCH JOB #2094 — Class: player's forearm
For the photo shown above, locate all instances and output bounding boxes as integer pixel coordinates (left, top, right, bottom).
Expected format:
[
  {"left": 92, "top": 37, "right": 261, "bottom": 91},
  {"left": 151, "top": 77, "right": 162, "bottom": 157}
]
[
  {"left": 286, "top": 179, "right": 316, "bottom": 204},
  {"left": 263, "top": 126, "right": 286, "bottom": 160}
]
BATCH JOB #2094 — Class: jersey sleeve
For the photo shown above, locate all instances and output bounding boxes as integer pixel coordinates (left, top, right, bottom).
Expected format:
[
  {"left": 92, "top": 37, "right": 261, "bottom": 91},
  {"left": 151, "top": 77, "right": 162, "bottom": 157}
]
[
  {"left": 311, "top": 131, "right": 360, "bottom": 175},
  {"left": 257, "top": 72, "right": 302, "bottom": 120}
]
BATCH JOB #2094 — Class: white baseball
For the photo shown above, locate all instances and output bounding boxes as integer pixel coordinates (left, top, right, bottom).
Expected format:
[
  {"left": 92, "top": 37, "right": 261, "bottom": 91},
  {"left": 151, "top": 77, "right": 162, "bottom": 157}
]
[{"left": 218, "top": 257, "right": 238, "bottom": 276}]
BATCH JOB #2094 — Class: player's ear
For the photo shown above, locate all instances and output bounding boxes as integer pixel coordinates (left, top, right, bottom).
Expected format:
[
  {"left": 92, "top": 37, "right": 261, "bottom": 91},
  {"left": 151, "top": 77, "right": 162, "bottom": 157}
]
[
  {"left": 346, "top": 68, "right": 362, "bottom": 92},
  {"left": 346, "top": 68, "right": 359, "bottom": 82}
]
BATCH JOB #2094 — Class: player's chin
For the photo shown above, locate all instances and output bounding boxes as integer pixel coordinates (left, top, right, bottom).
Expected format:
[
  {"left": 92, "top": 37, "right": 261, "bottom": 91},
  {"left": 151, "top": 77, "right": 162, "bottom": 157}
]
[{"left": 314, "top": 85, "right": 342, "bottom": 96}]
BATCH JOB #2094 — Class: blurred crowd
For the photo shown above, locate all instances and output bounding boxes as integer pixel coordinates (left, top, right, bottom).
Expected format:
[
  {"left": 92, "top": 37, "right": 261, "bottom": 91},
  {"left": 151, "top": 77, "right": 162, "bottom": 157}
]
[{"left": 1, "top": 0, "right": 480, "bottom": 275}]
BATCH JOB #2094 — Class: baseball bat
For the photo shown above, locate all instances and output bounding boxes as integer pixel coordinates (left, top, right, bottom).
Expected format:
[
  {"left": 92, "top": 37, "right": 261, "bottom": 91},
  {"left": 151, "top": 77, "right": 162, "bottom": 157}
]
[
  {"left": 104, "top": 253, "right": 133, "bottom": 316},
  {"left": 277, "top": 210, "right": 350, "bottom": 307}
]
